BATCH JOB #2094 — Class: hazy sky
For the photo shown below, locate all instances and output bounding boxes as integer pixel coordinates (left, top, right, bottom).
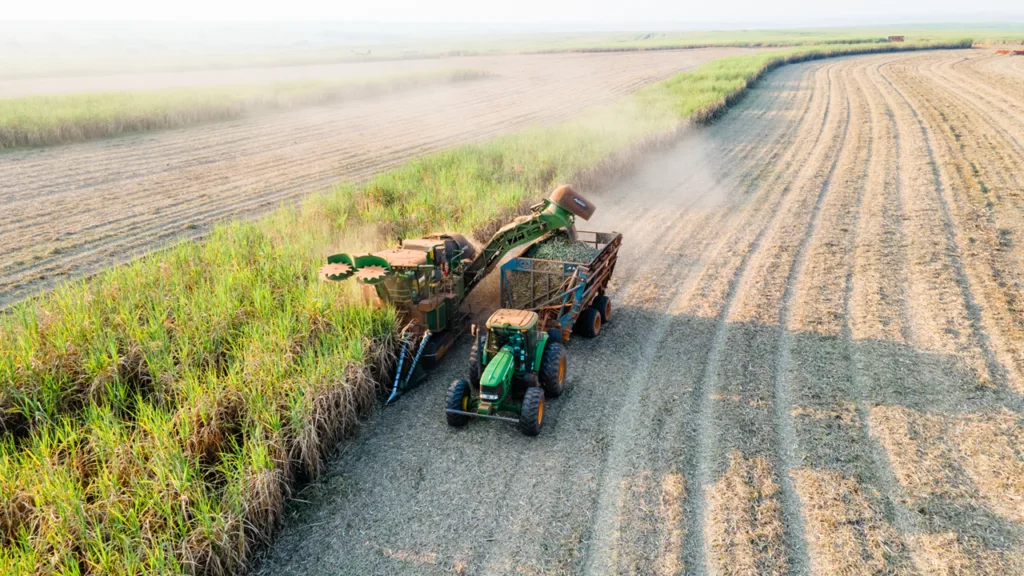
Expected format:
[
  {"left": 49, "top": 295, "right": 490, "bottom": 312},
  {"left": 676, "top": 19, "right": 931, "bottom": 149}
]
[{"left": 4, "top": 0, "right": 1023, "bottom": 24}]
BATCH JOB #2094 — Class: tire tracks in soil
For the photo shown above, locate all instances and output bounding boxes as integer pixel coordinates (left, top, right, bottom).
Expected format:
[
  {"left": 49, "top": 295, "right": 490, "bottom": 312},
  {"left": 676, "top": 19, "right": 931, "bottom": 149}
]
[
  {"left": 700, "top": 57, "right": 851, "bottom": 573},
  {"left": 888, "top": 55, "right": 1024, "bottom": 393},
  {"left": 668, "top": 60, "right": 838, "bottom": 576},
  {"left": 765, "top": 65, "right": 854, "bottom": 576},
  {"left": 787, "top": 56, "right": 918, "bottom": 575},
  {"left": 257, "top": 51, "right": 1024, "bottom": 576},
  {"left": 879, "top": 59, "right": 1007, "bottom": 389},
  {"left": 866, "top": 54, "right": 1024, "bottom": 573}
]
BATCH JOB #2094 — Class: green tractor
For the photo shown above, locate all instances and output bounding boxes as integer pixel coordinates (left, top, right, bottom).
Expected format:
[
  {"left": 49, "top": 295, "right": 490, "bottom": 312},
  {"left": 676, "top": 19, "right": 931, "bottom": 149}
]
[{"left": 444, "top": 309, "right": 566, "bottom": 436}]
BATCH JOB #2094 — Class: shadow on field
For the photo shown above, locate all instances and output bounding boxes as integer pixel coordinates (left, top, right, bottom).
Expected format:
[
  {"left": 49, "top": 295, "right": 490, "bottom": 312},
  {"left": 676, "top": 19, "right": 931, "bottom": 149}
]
[
  {"left": 688, "top": 313, "right": 1023, "bottom": 570},
  {"left": 261, "top": 303, "right": 1023, "bottom": 575}
]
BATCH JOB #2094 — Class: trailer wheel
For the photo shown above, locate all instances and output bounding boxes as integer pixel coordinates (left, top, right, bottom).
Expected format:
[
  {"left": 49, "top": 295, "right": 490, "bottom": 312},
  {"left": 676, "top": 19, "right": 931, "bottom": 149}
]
[
  {"left": 591, "top": 295, "right": 612, "bottom": 324},
  {"left": 540, "top": 341, "right": 566, "bottom": 397},
  {"left": 519, "top": 387, "right": 545, "bottom": 436},
  {"left": 446, "top": 379, "right": 472, "bottom": 427},
  {"left": 575, "top": 307, "right": 602, "bottom": 338},
  {"left": 468, "top": 335, "right": 484, "bottom": 388}
]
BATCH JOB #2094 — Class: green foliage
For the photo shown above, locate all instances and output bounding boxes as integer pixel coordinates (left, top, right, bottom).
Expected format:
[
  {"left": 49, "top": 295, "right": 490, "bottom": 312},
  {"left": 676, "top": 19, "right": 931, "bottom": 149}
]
[{"left": 0, "top": 213, "right": 397, "bottom": 573}]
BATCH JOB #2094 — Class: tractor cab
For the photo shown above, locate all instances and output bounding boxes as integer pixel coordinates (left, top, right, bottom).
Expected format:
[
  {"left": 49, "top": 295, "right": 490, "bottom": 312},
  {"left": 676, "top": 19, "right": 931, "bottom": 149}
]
[
  {"left": 477, "top": 309, "right": 543, "bottom": 404},
  {"left": 484, "top": 309, "right": 540, "bottom": 371}
]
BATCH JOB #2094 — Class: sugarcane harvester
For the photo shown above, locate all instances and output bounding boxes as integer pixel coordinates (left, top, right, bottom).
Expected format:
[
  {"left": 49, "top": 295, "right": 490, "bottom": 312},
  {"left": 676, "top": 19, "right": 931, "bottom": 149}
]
[{"left": 318, "top": 186, "right": 597, "bottom": 403}]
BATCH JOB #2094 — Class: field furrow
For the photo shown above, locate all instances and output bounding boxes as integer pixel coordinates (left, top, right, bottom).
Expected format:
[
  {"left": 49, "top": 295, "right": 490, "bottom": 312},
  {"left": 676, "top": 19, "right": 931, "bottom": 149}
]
[
  {"left": 887, "top": 56, "right": 1024, "bottom": 392},
  {"left": 788, "top": 58, "right": 920, "bottom": 575},
  {"left": 871, "top": 60, "right": 996, "bottom": 387},
  {"left": 10, "top": 47, "right": 1007, "bottom": 576},
  {"left": 692, "top": 60, "right": 855, "bottom": 575},
  {"left": 672, "top": 63, "right": 833, "bottom": 576},
  {"left": 862, "top": 52, "right": 1024, "bottom": 574},
  {"left": 583, "top": 64, "right": 820, "bottom": 576}
]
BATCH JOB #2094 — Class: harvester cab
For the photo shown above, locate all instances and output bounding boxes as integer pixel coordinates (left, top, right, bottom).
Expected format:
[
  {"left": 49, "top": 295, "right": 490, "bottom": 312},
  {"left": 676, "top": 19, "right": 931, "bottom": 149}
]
[
  {"left": 444, "top": 309, "right": 566, "bottom": 436},
  {"left": 318, "top": 185, "right": 593, "bottom": 404}
]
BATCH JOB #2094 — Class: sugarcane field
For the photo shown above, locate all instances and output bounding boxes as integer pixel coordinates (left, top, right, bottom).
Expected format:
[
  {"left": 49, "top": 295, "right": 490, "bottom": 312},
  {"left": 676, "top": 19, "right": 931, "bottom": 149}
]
[{"left": 2, "top": 14, "right": 1024, "bottom": 576}]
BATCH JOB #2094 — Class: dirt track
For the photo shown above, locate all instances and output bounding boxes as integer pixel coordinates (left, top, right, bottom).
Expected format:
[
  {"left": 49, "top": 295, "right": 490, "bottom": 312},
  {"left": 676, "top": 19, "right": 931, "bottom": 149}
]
[
  {"left": 260, "top": 49, "right": 1024, "bottom": 575},
  {"left": 0, "top": 48, "right": 753, "bottom": 308}
]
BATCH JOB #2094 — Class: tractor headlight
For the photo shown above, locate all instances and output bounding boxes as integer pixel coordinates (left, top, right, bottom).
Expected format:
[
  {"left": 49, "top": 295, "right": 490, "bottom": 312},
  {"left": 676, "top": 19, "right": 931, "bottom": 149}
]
[{"left": 481, "top": 393, "right": 499, "bottom": 401}]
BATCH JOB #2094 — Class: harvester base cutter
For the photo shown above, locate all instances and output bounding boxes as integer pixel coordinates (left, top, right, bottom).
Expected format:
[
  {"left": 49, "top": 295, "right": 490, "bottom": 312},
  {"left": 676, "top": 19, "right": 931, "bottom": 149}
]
[{"left": 385, "top": 309, "right": 472, "bottom": 404}]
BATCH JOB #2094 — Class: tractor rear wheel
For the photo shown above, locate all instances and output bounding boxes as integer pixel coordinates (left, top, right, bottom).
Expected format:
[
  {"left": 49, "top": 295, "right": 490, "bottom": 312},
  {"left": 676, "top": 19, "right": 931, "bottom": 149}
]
[
  {"left": 539, "top": 341, "right": 566, "bottom": 398},
  {"left": 575, "top": 307, "right": 602, "bottom": 338},
  {"left": 445, "top": 379, "right": 472, "bottom": 427},
  {"left": 547, "top": 328, "right": 564, "bottom": 344},
  {"left": 519, "top": 387, "right": 545, "bottom": 436},
  {"left": 468, "top": 335, "right": 484, "bottom": 388},
  {"left": 591, "top": 295, "right": 612, "bottom": 324}
]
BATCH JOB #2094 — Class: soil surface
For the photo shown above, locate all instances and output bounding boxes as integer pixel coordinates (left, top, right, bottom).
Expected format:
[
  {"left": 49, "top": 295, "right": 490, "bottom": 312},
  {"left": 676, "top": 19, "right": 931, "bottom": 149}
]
[
  {"left": 0, "top": 48, "right": 752, "bottom": 308},
  {"left": 259, "top": 49, "right": 1024, "bottom": 575}
]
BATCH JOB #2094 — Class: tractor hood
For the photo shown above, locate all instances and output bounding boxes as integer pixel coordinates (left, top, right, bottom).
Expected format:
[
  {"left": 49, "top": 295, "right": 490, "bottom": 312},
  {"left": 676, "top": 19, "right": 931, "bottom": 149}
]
[{"left": 480, "top": 346, "right": 516, "bottom": 401}]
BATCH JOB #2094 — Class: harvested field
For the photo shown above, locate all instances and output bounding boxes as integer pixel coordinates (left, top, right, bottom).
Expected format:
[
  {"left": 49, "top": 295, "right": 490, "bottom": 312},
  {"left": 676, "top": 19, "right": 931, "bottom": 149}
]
[
  {"left": 0, "top": 47, "right": 752, "bottom": 308},
  {"left": 0, "top": 57, "right": 500, "bottom": 98},
  {"left": 261, "top": 49, "right": 1024, "bottom": 575}
]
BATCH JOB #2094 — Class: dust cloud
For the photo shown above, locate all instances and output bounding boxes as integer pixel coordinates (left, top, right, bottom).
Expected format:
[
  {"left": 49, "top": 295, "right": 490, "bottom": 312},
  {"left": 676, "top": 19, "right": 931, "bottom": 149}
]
[{"left": 589, "top": 128, "right": 738, "bottom": 227}]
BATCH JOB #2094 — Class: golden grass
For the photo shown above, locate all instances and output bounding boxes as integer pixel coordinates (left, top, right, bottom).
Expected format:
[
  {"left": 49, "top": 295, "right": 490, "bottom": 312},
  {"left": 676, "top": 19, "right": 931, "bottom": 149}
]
[
  {"left": 658, "top": 473, "right": 686, "bottom": 576},
  {"left": 790, "top": 404, "right": 858, "bottom": 426},
  {"left": 869, "top": 405, "right": 1024, "bottom": 574},
  {"left": 871, "top": 406, "right": 1024, "bottom": 524},
  {"left": 791, "top": 468, "right": 913, "bottom": 575},
  {"left": 610, "top": 470, "right": 686, "bottom": 575},
  {"left": 705, "top": 451, "right": 787, "bottom": 576},
  {"left": 613, "top": 471, "right": 658, "bottom": 573},
  {"left": 908, "top": 532, "right": 1024, "bottom": 575}
]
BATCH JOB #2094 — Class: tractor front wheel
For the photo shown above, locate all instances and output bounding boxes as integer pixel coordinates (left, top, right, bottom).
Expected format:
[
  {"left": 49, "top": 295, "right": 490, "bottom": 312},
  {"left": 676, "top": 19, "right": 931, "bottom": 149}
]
[
  {"left": 539, "top": 341, "right": 566, "bottom": 398},
  {"left": 575, "top": 307, "right": 602, "bottom": 338},
  {"left": 519, "top": 387, "right": 545, "bottom": 436},
  {"left": 445, "top": 379, "right": 473, "bottom": 427}
]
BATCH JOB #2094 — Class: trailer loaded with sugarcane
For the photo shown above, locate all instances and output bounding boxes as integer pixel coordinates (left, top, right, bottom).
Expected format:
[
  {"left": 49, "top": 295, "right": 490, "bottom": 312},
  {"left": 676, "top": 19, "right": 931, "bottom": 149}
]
[
  {"left": 317, "top": 185, "right": 606, "bottom": 404},
  {"left": 445, "top": 222, "right": 622, "bottom": 436},
  {"left": 500, "top": 229, "right": 621, "bottom": 341}
]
